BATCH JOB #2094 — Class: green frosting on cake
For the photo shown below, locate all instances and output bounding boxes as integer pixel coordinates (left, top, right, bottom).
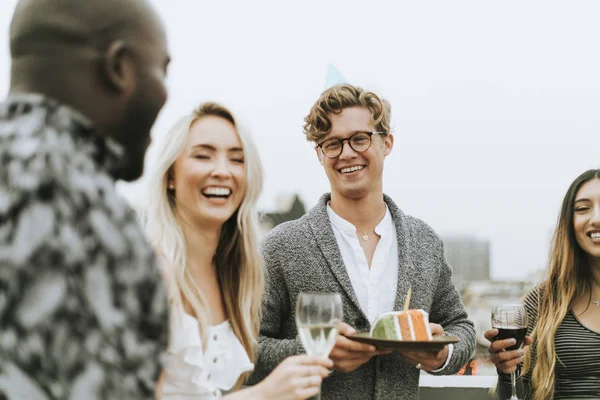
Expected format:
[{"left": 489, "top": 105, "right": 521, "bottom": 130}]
[{"left": 371, "top": 314, "right": 398, "bottom": 339}]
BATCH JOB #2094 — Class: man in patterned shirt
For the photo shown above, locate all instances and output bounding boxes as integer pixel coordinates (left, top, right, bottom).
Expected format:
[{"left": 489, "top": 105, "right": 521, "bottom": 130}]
[{"left": 0, "top": 0, "right": 171, "bottom": 398}]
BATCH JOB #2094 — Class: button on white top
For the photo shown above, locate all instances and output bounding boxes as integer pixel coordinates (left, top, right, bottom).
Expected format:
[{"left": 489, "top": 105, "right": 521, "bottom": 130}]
[{"left": 161, "top": 303, "right": 254, "bottom": 399}]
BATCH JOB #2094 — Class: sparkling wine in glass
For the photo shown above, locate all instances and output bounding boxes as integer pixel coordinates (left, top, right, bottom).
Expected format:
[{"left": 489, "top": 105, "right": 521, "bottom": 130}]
[
  {"left": 296, "top": 292, "right": 343, "bottom": 400},
  {"left": 491, "top": 304, "right": 529, "bottom": 400}
]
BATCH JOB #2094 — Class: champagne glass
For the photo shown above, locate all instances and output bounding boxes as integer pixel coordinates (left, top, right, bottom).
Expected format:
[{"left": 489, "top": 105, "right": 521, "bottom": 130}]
[
  {"left": 296, "top": 292, "right": 343, "bottom": 400},
  {"left": 491, "top": 304, "right": 529, "bottom": 400}
]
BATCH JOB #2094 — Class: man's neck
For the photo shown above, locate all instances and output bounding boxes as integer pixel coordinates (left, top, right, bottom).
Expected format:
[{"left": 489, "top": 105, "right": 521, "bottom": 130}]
[
  {"left": 11, "top": 59, "right": 74, "bottom": 101},
  {"left": 329, "top": 190, "right": 387, "bottom": 232},
  {"left": 10, "top": 59, "right": 105, "bottom": 131}
]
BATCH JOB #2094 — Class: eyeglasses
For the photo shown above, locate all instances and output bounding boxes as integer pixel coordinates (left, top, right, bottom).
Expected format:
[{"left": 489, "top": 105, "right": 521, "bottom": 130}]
[{"left": 316, "top": 131, "right": 385, "bottom": 159}]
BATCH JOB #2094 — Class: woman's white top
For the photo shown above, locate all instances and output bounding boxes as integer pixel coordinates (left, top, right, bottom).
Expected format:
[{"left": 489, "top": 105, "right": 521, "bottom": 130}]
[{"left": 161, "top": 303, "right": 254, "bottom": 399}]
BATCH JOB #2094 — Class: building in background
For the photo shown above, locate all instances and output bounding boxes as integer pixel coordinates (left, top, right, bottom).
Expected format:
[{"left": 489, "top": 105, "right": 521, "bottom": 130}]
[
  {"left": 442, "top": 235, "right": 491, "bottom": 290},
  {"left": 259, "top": 194, "right": 306, "bottom": 233}
]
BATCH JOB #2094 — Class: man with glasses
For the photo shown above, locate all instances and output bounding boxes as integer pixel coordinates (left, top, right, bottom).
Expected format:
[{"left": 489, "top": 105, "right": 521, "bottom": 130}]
[{"left": 249, "top": 84, "right": 475, "bottom": 399}]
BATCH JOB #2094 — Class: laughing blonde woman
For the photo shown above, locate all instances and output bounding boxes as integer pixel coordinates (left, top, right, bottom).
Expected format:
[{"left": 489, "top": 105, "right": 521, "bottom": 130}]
[{"left": 142, "top": 103, "right": 332, "bottom": 400}]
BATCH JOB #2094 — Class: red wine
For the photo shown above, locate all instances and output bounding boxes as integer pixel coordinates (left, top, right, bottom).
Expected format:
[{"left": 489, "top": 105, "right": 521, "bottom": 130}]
[{"left": 494, "top": 326, "right": 527, "bottom": 351}]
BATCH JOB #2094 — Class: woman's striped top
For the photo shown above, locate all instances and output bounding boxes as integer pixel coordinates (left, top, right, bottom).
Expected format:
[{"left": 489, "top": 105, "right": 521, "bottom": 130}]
[{"left": 496, "top": 286, "right": 600, "bottom": 399}]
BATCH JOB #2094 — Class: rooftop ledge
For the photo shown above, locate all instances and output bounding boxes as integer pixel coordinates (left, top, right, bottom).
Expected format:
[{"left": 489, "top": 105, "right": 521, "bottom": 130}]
[
  {"left": 419, "top": 375, "right": 497, "bottom": 400},
  {"left": 420, "top": 374, "right": 497, "bottom": 388}
]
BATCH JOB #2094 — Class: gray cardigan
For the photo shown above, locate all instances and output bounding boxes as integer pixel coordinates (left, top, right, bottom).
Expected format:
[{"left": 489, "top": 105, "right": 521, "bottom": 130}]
[{"left": 248, "top": 194, "right": 475, "bottom": 400}]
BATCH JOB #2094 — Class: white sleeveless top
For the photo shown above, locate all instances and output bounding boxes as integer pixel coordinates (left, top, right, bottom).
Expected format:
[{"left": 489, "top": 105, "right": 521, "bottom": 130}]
[{"left": 161, "top": 303, "right": 254, "bottom": 399}]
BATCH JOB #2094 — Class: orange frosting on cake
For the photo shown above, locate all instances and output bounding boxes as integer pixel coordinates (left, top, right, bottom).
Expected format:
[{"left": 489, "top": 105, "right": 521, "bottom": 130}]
[
  {"left": 404, "top": 310, "right": 432, "bottom": 341},
  {"left": 371, "top": 309, "right": 433, "bottom": 341}
]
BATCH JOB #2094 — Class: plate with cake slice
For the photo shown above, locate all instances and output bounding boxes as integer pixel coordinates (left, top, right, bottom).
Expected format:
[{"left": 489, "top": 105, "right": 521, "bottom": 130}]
[{"left": 346, "top": 309, "right": 460, "bottom": 352}]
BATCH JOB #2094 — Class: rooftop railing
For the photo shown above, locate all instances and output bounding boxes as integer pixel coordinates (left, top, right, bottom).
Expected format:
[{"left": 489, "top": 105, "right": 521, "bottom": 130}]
[{"left": 419, "top": 375, "right": 497, "bottom": 400}]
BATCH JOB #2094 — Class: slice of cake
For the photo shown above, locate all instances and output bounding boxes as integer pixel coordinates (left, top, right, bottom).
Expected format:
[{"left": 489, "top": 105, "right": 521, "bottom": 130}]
[{"left": 370, "top": 310, "right": 433, "bottom": 341}]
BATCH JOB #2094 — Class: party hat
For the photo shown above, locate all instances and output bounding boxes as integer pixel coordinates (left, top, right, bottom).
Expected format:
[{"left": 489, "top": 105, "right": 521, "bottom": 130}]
[{"left": 325, "top": 64, "right": 348, "bottom": 89}]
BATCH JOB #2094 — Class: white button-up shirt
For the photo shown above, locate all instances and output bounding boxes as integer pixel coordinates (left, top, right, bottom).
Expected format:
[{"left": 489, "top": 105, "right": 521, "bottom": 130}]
[
  {"left": 326, "top": 203, "right": 453, "bottom": 372},
  {"left": 327, "top": 203, "right": 398, "bottom": 324}
]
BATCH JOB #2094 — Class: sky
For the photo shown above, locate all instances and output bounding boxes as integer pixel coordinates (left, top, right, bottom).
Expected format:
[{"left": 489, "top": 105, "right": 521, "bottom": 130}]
[{"left": 1, "top": 0, "right": 599, "bottom": 281}]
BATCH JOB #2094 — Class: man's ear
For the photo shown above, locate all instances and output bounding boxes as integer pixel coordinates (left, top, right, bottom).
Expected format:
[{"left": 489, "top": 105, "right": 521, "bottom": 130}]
[
  {"left": 315, "top": 146, "right": 324, "bottom": 165},
  {"left": 102, "top": 40, "right": 135, "bottom": 94},
  {"left": 383, "top": 133, "right": 394, "bottom": 156}
]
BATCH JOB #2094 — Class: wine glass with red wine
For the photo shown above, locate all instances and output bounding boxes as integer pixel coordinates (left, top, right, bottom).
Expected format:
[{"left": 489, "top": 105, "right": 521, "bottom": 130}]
[{"left": 491, "top": 304, "right": 529, "bottom": 400}]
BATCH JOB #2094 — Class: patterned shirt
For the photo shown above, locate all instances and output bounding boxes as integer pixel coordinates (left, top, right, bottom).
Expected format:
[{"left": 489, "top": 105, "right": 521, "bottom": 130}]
[{"left": 0, "top": 94, "right": 168, "bottom": 399}]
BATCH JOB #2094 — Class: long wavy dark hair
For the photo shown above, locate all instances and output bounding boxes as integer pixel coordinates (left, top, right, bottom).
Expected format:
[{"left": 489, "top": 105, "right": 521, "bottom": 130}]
[{"left": 524, "top": 168, "right": 600, "bottom": 400}]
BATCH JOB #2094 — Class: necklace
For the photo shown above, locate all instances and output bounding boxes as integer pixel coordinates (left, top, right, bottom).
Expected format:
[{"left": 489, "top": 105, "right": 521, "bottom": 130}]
[
  {"left": 359, "top": 230, "right": 381, "bottom": 241},
  {"left": 593, "top": 300, "right": 600, "bottom": 308},
  {"left": 356, "top": 207, "right": 387, "bottom": 242}
]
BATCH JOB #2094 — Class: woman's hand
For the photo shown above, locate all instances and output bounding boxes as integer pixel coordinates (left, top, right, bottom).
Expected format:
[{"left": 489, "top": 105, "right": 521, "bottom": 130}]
[
  {"left": 255, "top": 354, "right": 333, "bottom": 400},
  {"left": 484, "top": 328, "right": 533, "bottom": 374}
]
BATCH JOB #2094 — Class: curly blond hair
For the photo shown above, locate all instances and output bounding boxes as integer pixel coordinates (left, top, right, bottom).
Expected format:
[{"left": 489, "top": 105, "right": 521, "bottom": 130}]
[{"left": 303, "top": 84, "right": 391, "bottom": 142}]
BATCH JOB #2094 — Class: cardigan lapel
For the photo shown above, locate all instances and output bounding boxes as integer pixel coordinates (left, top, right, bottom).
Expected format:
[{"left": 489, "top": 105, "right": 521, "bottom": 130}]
[
  {"left": 384, "top": 194, "right": 414, "bottom": 311},
  {"left": 306, "top": 194, "right": 363, "bottom": 313}
]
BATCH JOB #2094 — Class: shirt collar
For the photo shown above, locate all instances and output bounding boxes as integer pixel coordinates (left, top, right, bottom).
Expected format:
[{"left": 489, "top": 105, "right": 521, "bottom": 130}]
[{"left": 326, "top": 202, "right": 393, "bottom": 237}]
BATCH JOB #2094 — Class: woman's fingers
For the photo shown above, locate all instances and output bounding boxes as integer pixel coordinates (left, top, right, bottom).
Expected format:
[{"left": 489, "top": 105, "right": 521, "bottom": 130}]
[
  {"left": 293, "top": 387, "right": 320, "bottom": 400},
  {"left": 286, "top": 357, "right": 332, "bottom": 379},
  {"left": 304, "top": 364, "right": 331, "bottom": 379},
  {"left": 489, "top": 338, "right": 517, "bottom": 353},
  {"left": 491, "top": 349, "right": 525, "bottom": 374},
  {"left": 492, "top": 349, "right": 524, "bottom": 362},
  {"left": 483, "top": 329, "right": 498, "bottom": 341},
  {"left": 292, "top": 355, "right": 333, "bottom": 368},
  {"left": 304, "top": 375, "right": 322, "bottom": 387},
  {"left": 496, "top": 355, "right": 524, "bottom": 374}
]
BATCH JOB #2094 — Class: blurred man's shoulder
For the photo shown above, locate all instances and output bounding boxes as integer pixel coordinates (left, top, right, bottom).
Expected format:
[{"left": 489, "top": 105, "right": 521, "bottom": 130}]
[{"left": 0, "top": 95, "right": 89, "bottom": 171}]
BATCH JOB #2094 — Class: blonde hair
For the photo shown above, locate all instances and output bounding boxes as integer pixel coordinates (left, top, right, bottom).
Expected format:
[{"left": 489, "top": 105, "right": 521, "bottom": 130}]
[
  {"left": 142, "top": 102, "right": 264, "bottom": 388},
  {"left": 303, "top": 84, "right": 392, "bottom": 143},
  {"left": 523, "top": 169, "right": 600, "bottom": 400}
]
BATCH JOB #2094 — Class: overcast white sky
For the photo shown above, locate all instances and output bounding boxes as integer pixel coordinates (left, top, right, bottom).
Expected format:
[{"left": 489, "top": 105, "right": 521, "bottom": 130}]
[{"left": 1, "top": 1, "right": 599, "bottom": 280}]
